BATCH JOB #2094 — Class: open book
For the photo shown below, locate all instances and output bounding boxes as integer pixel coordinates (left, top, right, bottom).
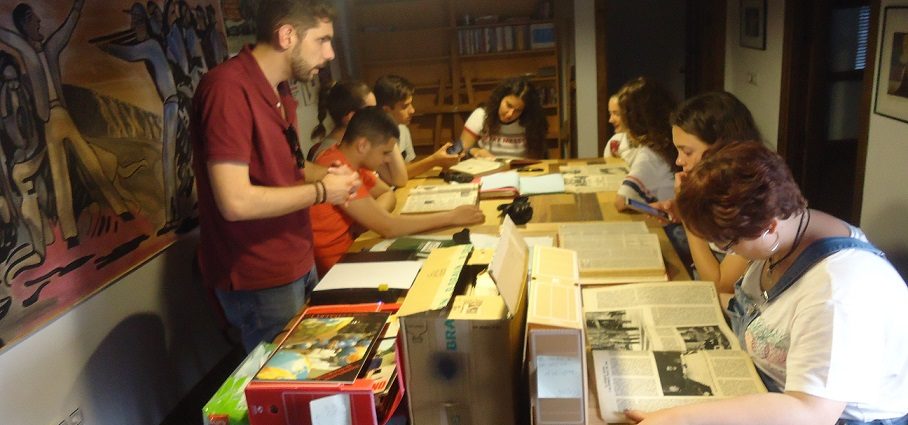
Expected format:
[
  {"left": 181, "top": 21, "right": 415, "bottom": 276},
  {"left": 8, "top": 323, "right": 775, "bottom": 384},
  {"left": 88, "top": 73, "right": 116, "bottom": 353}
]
[
  {"left": 582, "top": 281, "right": 767, "bottom": 422},
  {"left": 400, "top": 183, "right": 479, "bottom": 213},
  {"left": 477, "top": 170, "right": 565, "bottom": 199}
]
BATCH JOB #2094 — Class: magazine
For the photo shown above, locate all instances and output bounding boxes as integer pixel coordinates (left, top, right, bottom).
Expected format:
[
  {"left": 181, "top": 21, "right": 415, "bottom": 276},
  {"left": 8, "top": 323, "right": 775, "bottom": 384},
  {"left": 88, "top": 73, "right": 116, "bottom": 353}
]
[
  {"left": 582, "top": 281, "right": 767, "bottom": 422},
  {"left": 255, "top": 312, "right": 389, "bottom": 383}
]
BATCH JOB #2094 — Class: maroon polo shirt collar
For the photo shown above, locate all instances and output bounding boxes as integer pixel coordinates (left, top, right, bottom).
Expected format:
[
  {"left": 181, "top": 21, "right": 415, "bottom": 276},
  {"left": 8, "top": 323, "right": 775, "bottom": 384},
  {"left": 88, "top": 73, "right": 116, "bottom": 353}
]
[{"left": 236, "top": 45, "right": 297, "bottom": 127}]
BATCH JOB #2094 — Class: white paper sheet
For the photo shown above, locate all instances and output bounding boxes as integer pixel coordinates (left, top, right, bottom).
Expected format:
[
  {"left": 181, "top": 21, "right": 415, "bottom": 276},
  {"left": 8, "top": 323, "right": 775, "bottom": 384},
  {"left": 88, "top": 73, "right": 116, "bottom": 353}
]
[
  {"left": 536, "top": 355, "right": 583, "bottom": 398},
  {"left": 314, "top": 261, "right": 422, "bottom": 291},
  {"left": 309, "top": 393, "right": 352, "bottom": 425}
]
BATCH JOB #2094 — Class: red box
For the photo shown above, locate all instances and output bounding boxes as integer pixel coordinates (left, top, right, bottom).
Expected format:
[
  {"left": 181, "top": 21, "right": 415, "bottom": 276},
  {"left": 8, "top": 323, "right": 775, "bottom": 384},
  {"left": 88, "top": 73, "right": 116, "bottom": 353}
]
[{"left": 245, "top": 303, "right": 404, "bottom": 425}]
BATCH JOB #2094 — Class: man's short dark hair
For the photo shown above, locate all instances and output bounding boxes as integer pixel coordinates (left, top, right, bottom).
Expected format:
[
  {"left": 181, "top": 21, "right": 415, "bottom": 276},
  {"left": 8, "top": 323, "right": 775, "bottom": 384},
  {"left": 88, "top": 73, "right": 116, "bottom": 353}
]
[
  {"left": 373, "top": 75, "right": 414, "bottom": 108},
  {"left": 12, "top": 3, "right": 33, "bottom": 36},
  {"left": 255, "top": 0, "right": 336, "bottom": 42},
  {"left": 342, "top": 106, "right": 400, "bottom": 146}
]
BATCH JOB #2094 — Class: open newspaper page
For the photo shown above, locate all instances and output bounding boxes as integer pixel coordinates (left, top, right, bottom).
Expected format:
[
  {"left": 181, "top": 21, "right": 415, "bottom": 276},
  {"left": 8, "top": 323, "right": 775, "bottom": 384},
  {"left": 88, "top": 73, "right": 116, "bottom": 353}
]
[
  {"left": 582, "top": 281, "right": 767, "bottom": 422},
  {"left": 560, "top": 164, "right": 628, "bottom": 193},
  {"left": 400, "top": 183, "right": 479, "bottom": 213}
]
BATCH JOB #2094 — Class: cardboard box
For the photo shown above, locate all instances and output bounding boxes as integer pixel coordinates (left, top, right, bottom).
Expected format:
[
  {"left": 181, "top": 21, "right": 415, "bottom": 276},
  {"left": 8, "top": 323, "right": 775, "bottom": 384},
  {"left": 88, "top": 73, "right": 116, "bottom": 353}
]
[
  {"left": 245, "top": 303, "right": 404, "bottom": 425},
  {"left": 398, "top": 219, "right": 530, "bottom": 425},
  {"left": 526, "top": 245, "right": 588, "bottom": 424}
]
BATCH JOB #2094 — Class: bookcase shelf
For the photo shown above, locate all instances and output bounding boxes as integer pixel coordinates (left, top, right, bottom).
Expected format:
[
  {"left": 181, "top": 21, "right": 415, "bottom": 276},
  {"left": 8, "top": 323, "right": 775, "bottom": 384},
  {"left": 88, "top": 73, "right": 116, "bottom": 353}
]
[{"left": 351, "top": 0, "right": 563, "bottom": 158}]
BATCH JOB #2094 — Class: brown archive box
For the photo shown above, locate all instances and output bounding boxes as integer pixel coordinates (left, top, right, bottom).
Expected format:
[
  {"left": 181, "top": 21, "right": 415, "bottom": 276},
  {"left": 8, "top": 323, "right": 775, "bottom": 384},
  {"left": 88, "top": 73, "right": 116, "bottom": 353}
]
[{"left": 398, "top": 219, "right": 530, "bottom": 425}]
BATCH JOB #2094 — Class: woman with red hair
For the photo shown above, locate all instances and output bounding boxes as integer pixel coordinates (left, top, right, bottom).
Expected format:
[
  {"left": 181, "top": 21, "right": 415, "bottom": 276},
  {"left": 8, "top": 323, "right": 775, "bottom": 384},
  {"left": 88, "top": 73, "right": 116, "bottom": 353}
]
[{"left": 626, "top": 141, "right": 908, "bottom": 425}]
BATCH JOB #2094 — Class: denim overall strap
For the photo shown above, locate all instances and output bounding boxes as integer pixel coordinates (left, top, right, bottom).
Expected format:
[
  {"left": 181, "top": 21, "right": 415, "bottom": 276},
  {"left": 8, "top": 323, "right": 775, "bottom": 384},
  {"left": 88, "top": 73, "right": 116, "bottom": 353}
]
[{"left": 764, "top": 237, "right": 886, "bottom": 303}]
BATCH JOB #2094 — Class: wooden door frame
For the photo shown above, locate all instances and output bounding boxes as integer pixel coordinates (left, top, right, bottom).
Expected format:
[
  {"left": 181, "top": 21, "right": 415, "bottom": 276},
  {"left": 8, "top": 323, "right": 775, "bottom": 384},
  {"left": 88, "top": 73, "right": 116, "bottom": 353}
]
[
  {"left": 778, "top": 0, "right": 878, "bottom": 223},
  {"left": 593, "top": 0, "right": 726, "bottom": 156}
]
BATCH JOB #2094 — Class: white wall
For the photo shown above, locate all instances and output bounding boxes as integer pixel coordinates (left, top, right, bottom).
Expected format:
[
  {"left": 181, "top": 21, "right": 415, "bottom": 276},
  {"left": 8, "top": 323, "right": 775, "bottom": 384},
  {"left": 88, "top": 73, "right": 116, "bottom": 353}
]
[
  {"left": 574, "top": 0, "right": 600, "bottom": 157},
  {"left": 724, "top": 0, "right": 786, "bottom": 147},
  {"left": 0, "top": 232, "right": 230, "bottom": 425},
  {"left": 861, "top": 0, "right": 908, "bottom": 276}
]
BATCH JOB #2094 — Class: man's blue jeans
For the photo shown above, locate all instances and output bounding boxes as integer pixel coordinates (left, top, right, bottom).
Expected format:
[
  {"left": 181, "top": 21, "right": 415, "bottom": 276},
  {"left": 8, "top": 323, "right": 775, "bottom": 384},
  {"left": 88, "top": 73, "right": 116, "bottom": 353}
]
[{"left": 215, "top": 268, "right": 318, "bottom": 352}]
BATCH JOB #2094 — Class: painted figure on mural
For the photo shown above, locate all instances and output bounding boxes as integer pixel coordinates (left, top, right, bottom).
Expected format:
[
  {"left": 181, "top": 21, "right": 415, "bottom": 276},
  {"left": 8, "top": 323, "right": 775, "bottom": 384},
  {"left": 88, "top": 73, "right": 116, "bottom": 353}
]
[
  {"left": 0, "top": 51, "right": 53, "bottom": 290},
  {"left": 95, "top": 2, "right": 185, "bottom": 234},
  {"left": 0, "top": 0, "right": 134, "bottom": 252}
]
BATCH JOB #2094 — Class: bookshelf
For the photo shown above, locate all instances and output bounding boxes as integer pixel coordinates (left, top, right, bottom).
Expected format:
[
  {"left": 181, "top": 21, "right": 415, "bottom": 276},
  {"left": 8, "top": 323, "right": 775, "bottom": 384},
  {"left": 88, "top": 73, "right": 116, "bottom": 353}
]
[{"left": 352, "top": 0, "right": 563, "bottom": 158}]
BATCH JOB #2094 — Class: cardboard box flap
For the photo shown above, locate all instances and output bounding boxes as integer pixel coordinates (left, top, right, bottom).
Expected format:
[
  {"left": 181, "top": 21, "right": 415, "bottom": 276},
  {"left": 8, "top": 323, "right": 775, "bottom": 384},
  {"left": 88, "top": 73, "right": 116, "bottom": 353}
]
[
  {"left": 398, "top": 244, "right": 472, "bottom": 317},
  {"left": 489, "top": 217, "right": 528, "bottom": 316}
]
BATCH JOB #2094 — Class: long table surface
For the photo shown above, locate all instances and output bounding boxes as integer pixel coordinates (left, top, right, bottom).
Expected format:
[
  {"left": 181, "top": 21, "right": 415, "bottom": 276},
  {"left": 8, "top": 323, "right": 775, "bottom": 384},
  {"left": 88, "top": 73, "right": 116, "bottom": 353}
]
[{"left": 350, "top": 158, "right": 691, "bottom": 282}]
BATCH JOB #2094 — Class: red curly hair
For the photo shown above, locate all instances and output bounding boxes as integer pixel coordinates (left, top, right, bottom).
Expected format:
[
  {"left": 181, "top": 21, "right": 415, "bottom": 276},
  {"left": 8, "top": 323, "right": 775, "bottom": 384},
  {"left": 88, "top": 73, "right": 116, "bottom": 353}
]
[{"left": 676, "top": 141, "right": 806, "bottom": 244}]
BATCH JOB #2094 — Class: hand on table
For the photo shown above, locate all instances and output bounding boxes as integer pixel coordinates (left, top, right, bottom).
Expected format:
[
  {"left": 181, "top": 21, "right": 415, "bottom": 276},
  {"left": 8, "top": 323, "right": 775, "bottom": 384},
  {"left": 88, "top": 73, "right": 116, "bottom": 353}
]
[{"left": 450, "top": 205, "right": 486, "bottom": 226}]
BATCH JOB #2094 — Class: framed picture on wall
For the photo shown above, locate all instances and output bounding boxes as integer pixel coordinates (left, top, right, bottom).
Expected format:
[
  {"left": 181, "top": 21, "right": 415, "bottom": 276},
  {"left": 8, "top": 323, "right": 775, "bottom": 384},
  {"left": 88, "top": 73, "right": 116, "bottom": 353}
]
[
  {"left": 739, "top": 0, "right": 767, "bottom": 50},
  {"left": 874, "top": 6, "right": 908, "bottom": 124}
]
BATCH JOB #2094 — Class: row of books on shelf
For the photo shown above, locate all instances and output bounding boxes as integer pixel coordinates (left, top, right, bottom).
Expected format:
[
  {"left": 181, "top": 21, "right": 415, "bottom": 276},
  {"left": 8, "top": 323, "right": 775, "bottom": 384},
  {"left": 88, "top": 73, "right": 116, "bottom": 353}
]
[{"left": 457, "top": 22, "right": 554, "bottom": 55}]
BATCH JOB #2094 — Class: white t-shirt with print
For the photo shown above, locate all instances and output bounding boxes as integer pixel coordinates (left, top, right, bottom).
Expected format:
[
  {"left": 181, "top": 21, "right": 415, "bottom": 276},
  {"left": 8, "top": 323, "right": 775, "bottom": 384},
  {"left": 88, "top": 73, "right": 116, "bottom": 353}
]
[
  {"left": 739, "top": 227, "right": 908, "bottom": 421},
  {"left": 463, "top": 107, "right": 527, "bottom": 157},
  {"left": 616, "top": 146, "right": 674, "bottom": 203}
]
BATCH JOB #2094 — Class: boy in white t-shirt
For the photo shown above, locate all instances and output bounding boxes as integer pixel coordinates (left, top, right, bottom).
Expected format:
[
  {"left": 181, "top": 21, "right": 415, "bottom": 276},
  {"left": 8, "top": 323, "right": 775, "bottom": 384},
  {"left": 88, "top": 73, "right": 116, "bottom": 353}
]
[{"left": 373, "top": 75, "right": 460, "bottom": 177}]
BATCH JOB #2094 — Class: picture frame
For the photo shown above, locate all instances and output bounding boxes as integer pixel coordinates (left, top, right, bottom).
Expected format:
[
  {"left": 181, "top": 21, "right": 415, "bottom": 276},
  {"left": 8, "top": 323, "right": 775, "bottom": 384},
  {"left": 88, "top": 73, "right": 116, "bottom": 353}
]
[
  {"left": 874, "top": 6, "right": 908, "bottom": 124},
  {"left": 739, "top": 0, "right": 767, "bottom": 50}
]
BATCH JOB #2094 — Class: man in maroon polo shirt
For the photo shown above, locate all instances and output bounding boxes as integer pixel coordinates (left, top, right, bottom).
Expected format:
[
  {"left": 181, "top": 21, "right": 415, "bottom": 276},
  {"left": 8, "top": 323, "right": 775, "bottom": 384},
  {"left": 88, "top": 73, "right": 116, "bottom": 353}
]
[{"left": 191, "top": 0, "right": 360, "bottom": 351}]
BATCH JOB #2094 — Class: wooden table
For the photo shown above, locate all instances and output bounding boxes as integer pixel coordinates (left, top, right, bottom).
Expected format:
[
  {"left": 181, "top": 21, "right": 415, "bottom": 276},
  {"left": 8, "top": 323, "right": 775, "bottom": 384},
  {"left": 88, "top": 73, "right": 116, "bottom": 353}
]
[{"left": 351, "top": 158, "right": 690, "bottom": 282}]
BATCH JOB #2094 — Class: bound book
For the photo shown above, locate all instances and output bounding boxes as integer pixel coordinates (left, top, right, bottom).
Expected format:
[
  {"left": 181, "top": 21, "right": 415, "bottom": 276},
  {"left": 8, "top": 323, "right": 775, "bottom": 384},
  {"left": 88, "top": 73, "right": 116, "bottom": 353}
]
[
  {"left": 555, "top": 222, "right": 667, "bottom": 284},
  {"left": 582, "top": 281, "right": 767, "bottom": 423},
  {"left": 254, "top": 311, "right": 389, "bottom": 383},
  {"left": 476, "top": 171, "right": 565, "bottom": 199}
]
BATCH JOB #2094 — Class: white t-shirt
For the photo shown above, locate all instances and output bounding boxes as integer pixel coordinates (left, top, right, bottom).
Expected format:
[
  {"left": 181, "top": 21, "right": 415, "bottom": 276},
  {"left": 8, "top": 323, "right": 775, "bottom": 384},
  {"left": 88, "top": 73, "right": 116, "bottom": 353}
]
[
  {"left": 398, "top": 124, "right": 415, "bottom": 162},
  {"left": 739, "top": 227, "right": 908, "bottom": 421},
  {"left": 604, "top": 132, "right": 636, "bottom": 162},
  {"left": 463, "top": 107, "right": 527, "bottom": 157},
  {"left": 616, "top": 146, "right": 674, "bottom": 203}
]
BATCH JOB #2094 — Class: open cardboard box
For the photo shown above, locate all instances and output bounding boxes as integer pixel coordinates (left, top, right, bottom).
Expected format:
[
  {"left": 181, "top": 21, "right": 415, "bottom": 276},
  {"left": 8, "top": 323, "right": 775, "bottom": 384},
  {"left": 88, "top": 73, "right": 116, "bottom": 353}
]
[{"left": 397, "top": 219, "right": 530, "bottom": 425}]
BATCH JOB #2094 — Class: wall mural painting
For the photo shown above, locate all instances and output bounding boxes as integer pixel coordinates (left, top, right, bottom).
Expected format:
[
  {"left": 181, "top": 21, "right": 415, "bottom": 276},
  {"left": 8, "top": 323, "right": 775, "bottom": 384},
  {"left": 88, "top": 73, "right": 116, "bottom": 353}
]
[{"left": 0, "top": 0, "right": 228, "bottom": 348}]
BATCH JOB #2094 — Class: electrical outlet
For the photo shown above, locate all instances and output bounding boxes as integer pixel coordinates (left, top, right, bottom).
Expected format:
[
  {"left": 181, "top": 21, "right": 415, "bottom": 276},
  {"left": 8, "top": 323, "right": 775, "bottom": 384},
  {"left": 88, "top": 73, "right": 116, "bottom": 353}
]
[
  {"left": 69, "top": 408, "right": 83, "bottom": 425},
  {"left": 746, "top": 72, "right": 758, "bottom": 86}
]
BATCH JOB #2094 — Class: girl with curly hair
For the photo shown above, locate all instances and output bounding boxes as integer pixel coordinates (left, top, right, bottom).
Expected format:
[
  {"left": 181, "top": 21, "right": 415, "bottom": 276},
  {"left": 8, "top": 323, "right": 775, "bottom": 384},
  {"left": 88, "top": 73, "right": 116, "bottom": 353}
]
[
  {"left": 459, "top": 76, "right": 548, "bottom": 159},
  {"left": 613, "top": 77, "right": 679, "bottom": 212}
]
